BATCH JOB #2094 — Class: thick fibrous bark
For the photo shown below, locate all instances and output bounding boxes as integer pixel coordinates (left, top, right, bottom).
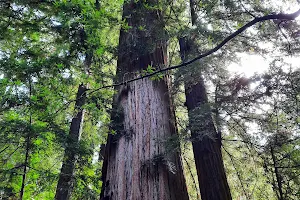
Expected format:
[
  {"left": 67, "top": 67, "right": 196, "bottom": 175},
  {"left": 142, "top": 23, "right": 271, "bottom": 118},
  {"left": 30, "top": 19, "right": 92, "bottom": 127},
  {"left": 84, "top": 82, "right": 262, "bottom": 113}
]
[
  {"left": 184, "top": 76, "right": 232, "bottom": 200},
  {"left": 100, "top": 1, "right": 189, "bottom": 200},
  {"left": 55, "top": 84, "right": 87, "bottom": 200},
  {"left": 178, "top": 1, "right": 232, "bottom": 199}
]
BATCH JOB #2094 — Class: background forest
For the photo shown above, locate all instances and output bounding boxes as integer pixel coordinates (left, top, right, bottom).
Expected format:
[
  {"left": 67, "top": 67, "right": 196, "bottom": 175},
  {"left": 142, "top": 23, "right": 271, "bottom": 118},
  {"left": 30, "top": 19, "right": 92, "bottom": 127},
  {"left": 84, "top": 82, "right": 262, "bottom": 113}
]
[{"left": 0, "top": 0, "right": 299, "bottom": 200}]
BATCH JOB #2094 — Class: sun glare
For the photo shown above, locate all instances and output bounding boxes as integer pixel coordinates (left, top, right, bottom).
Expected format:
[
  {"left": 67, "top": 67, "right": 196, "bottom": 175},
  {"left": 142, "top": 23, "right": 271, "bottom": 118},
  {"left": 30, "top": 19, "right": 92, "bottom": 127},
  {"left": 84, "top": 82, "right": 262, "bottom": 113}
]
[
  {"left": 226, "top": 0, "right": 300, "bottom": 77},
  {"left": 228, "top": 54, "right": 269, "bottom": 77}
]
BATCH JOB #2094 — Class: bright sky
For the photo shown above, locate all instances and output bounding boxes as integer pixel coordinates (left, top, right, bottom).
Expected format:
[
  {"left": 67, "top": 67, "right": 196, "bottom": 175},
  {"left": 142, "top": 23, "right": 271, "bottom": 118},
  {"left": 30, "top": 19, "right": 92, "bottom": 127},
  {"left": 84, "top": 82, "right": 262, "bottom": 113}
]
[
  {"left": 224, "top": 1, "right": 300, "bottom": 143},
  {"left": 229, "top": 53, "right": 299, "bottom": 77},
  {"left": 228, "top": 1, "right": 300, "bottom": 76},
  {"left": 229, "top": 54, "right": 269, "bottom": 77}
]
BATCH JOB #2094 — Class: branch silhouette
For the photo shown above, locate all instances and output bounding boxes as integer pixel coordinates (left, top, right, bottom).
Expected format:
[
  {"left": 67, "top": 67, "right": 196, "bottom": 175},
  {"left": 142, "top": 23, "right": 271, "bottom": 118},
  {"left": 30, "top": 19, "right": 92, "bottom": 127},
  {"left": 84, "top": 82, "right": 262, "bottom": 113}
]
[
  {"left": 91, "top": 8, "right": 300, "bottom": 92},
  {"left": 53, "top": 8, "right": 300, "bottom": 114}
]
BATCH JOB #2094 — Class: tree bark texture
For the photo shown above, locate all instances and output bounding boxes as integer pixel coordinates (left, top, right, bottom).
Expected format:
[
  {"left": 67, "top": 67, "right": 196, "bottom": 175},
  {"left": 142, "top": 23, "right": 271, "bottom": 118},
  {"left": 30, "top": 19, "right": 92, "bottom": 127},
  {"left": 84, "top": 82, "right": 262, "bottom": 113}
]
[
  {"left": 100, "top": 1, "right": 189, "bottom": 200},
  {"left": 55, "top": 83, "right": 87, "bottom": 200},
  {"left": 179, "top": 29, "right": 232, "bottom": 200},
  {"left": 177, "top": 1, "right": 232, "bottom": 199},
  {"left": 184, "top": 76, "right": 232, "bottom": 200}
]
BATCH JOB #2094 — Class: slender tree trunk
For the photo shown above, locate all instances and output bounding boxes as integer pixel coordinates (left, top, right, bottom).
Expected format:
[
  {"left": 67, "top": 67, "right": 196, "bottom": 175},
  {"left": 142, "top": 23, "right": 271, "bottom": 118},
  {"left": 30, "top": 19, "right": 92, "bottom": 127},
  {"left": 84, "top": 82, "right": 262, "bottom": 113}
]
[
  {"left": 55, "top": 83, "right": 87, "bottom": 200},
  {"left": 178, "top": 1, "right": 232, "bottom": 199},
  {"left": 270, "top": 146, "right": 284, "bottom": 200},
  {"left": 100, "top": 1, "right": 189, "bottom": 200},
  {"left": 20, "top": 79, "right": 32, "bottom": 200},
  {"left": 20, "top": 134, "right": 30, "bottom": 200}
]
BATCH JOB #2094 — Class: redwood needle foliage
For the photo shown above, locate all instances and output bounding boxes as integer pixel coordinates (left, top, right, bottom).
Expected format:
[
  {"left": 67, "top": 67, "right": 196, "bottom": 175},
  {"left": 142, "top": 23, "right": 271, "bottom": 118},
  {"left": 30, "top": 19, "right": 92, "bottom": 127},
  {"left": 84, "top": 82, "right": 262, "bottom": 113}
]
[{"left": 0, "top": 0, "right": 300, "bottom": 200}]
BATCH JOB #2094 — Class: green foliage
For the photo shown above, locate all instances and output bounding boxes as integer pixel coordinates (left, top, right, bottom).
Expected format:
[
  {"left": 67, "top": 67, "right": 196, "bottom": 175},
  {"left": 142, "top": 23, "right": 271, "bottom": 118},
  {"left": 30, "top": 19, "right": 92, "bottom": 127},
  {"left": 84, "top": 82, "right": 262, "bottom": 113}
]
[
  {"left": 142, "top": 65, "right": 164, "bottom": 81},
  {"left": 0, "top": 0, "right": 120, "bottom": 199},
  {"left": 0, "top": 0, "right": 300, "bottom": 199}
]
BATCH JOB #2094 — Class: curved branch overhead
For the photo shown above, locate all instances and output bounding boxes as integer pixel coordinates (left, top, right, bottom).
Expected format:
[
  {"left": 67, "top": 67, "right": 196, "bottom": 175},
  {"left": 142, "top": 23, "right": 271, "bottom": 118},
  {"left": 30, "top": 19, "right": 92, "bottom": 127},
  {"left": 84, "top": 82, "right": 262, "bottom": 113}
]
[
  {"left": 53, "top": 8, "right": 300, "bottom": 114},
  {"left": 91, "top": 8, "right": 300, "bottom": 92}
]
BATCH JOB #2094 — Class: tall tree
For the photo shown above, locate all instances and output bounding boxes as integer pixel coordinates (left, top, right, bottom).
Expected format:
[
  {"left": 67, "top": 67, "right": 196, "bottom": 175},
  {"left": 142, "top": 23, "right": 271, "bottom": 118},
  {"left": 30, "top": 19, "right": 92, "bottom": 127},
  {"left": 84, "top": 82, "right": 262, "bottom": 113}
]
[
  {"left": 55, "top": 12, "right": 91, "bottom": 197},
  {"left": 19, "top": 78, "right": 33, "bottom": 200},
  {"left": 100, "top": 1, "right": 189, "bottom": 199},
  {"left": 178, "top": 0, "right": 232, "bottom": 199},
  {"left": 55, "top": 82, "right": 88, "bottom": 200},
  {"left": 0, "top": 1, "right": 115, "bottom": 198},
  {"left": 0, "top": 0, "right": 299, "bottom": 199}
]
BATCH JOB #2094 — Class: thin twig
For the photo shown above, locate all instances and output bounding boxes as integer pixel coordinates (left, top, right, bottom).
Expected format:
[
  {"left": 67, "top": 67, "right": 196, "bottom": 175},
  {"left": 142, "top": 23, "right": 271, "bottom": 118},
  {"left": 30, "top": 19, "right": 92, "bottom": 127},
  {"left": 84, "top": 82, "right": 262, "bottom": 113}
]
[
  {"left": 240, "top": 2, "right": 257, "bottom": 18},
  {"left": 0, "top": 146, "right": 10, "bottom": 154},
  {"left": 278, "top": 21, "right": 292, "bottom": 54},
  {"left": 223, "top": 146, "right": 249, "bottom": 199},
  {"left": 182, "top": 153, "right": 200, "bottom": 199}
]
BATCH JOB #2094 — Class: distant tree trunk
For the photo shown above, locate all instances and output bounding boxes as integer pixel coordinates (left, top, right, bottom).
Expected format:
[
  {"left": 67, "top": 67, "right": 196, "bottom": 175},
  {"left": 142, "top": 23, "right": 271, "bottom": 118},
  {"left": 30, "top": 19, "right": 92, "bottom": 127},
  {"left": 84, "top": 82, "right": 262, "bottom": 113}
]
[
  {"left": 55, "top": 83, "right": 87, "bottom": 200},
  {"left": 182, "top": 71, "right": 232, "bottom": 200},
  {"left": 178, "top": 1, "right": 232, "bottom": 199},
  {"left": 270, "top": 146, "right": 284, "bottom": 200},
  {"left": 20, "top": 78, "right": 33, "bottom": 200},
  {"left": 20, "top": 134, "right": 30, "bottom": 200},
  {"left": 100, "top": 1, "right": 189, "bottom": 200}
]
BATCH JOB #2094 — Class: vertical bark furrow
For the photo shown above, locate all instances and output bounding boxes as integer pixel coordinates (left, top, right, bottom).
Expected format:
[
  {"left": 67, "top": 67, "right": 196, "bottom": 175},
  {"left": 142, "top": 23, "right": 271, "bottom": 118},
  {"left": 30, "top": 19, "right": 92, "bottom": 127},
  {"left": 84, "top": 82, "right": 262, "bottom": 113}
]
[
  {"left": 185, "top": 79, "right": 232, "bottom": 200},
  {"left": 101, "top": 77, "right": 188, "bottom": 200},
  {"left": 100, "top": 1, "right": 189, "bottom": 199},
  {"left": 178, "top": 2, "right": 232, "bottom": 197}
]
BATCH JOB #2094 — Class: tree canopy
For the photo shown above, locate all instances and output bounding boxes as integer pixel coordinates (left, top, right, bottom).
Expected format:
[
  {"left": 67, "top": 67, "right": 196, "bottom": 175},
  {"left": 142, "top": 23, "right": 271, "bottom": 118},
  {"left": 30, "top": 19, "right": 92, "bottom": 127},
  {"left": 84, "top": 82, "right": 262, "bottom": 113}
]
[{"left": 0, "top": 0, "right": 299, "bottom": 200}]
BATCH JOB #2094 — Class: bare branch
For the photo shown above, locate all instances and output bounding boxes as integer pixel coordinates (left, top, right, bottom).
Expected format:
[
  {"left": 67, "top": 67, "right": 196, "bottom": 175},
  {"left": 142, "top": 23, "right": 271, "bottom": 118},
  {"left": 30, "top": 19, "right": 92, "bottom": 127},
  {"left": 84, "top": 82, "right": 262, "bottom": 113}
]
[
  {"left": 52, "top": 9, "right": 300, "bottom": 114},
  {"left": 91, "top": 8, "right": 300, "bottom": 91}
]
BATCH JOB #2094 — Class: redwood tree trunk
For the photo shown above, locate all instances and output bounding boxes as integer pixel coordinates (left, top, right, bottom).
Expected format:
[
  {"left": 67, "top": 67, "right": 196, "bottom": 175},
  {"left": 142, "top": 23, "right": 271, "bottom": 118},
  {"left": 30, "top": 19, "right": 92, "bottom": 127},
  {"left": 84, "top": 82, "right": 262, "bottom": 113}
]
[
  {"left": 178, "top": 0, "right": 232, "bottom": 199},
  {"left": 183, "top": 74, "right": 232, "bottom": 200},
  {"left": 55, "top": 83, "right": 87, "bottom": 200},
  {"left": 100, "top": 1, "right": 189, "bottom": 200}
]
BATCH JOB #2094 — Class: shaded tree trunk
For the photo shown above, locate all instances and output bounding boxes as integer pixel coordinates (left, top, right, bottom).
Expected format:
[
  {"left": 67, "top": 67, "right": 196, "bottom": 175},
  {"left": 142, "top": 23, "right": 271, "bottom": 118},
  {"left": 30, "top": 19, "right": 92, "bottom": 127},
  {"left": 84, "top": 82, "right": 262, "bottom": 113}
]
[
  {"left": 100, "top": 1, "right": 189, "bottom": 200},
  {"left": 270, "top": 146, "right": 284, "bottom": 200},
  {"left": 183, "top": 72, "right": 232, "bottom": 200},
  {"left": 178, "top": 1, "right": 232, "bottom": 199},
  {"left": 20, "top": 78, "right": 33, "bottom": 200},
  {"left": 55, "top": 83, "right": 87, "bottom": 200},
  {"left": 20, "top": 134, "right": 30, "bottom": 200}
]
